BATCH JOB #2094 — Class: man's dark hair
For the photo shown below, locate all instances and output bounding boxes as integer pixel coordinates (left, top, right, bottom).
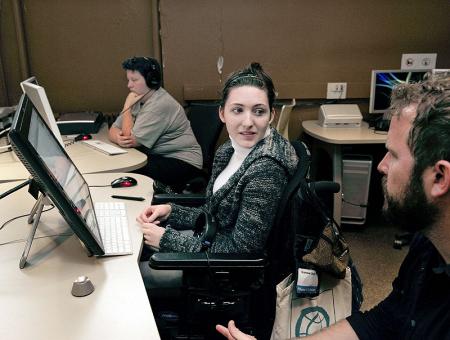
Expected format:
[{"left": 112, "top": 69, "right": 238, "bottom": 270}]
[
  {"left": 390, "top": 75, "right": 450, "bottom": 177},
  {"left": 122, "top": 56, "right": 161, "bottom": 89},
  {"left": 220, "top": 62, "right": 276, "bottom": 110}
]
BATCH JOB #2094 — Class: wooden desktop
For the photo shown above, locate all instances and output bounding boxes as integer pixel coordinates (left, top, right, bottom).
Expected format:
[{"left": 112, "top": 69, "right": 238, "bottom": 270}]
[
  {"left": 0, "top": 173, "right": 160, "bottom": 340},
  {"left": 0, "top": 124, "right": 147, "bottom": 182}
]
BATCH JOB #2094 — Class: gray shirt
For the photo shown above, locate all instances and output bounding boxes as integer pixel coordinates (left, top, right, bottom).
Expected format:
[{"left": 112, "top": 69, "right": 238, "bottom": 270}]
[{"left": 113, "top": 88, "right": 202, "bottom": 169}]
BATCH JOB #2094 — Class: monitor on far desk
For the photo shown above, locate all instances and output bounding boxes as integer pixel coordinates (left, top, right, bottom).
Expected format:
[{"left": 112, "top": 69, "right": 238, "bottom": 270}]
[{"left": 369, "top": 69, "right": 428, "bottom": 115}]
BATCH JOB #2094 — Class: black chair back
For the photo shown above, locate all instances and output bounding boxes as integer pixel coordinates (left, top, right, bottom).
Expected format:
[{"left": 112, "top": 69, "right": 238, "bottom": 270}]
[{"left": 185, "top": 102, "right": 223, "bottom": 173}]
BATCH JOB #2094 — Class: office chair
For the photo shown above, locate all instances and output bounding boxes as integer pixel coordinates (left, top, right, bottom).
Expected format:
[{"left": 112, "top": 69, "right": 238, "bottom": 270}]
[
  {"left": 186, "top": 102, "right": 223, "bottom": 176},
  {"left": 275, "top": 98, "right": 296, "bottom": 140},
  {"left": 153, "top": 102, "right": 223, "bottom": 196},
  {"left": 147, "top": 141, "right": 359, "bottom": 340}
]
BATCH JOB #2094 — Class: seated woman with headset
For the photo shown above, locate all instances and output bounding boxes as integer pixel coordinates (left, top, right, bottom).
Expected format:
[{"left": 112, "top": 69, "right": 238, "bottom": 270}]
[
  {"left": 108, "top": 56, "right": 203, "bottom": 192},
  {"left": 137, "top": 62, "right": 299, "bottom": 255}
]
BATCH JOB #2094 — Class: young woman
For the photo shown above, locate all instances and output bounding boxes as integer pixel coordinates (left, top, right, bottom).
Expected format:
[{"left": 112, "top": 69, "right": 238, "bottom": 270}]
[
  {"left": 108, "top": 56, "right": 203, "bottom": 191},
  {"left": 137, "top": 62, "right": 298, "bottom": 254}
]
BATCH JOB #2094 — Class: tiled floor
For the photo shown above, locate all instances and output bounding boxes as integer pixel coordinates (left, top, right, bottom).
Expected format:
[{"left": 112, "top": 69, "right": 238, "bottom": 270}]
[{"left": 343, "top": 215, "right": 409, "bottom": 311}]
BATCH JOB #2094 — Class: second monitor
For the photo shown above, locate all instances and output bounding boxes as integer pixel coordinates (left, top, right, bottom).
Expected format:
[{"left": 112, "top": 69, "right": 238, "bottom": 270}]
[
  {"left": 21, "top": 81, "right": 64, "bottom": 147},
  {"left": 369, "top": 69, "right": 428, "bottom": 115}
]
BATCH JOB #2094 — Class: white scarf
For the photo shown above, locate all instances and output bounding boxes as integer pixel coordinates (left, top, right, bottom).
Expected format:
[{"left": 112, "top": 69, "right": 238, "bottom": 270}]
[{"left": 212, "top": 128, "right": 270, "bottom": 193}]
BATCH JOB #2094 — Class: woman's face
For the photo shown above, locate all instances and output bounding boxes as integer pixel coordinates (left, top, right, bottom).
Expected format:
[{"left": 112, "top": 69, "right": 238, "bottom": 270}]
[
  {"left": 126, "top": 70, "right": 150, "bottom": 95},
  {"left": 219, "top": 85, "right": 273, "bottom": 148}
]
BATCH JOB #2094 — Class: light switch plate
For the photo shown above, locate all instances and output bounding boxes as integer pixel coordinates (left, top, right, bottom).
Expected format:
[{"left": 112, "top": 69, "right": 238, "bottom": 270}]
[
  {"left": 326, "top": 82, "right": 347, "bottom": 99},
  {"left": 401, "top": 53, "right": 436, "bottom": 70}
]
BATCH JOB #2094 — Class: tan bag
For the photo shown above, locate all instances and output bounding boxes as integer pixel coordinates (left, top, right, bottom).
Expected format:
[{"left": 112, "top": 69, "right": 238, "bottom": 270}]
[
  {"left": 270, "top": 267, "right": 352, "bottom": 339},
  {"left": 302, "top": 221, "right": 349, "bottom": 279}
]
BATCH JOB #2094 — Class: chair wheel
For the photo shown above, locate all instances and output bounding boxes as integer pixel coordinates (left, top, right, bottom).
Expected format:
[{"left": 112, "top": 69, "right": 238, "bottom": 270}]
[{"left": 393, "top": 239, "right": 403, "bottom": 249}]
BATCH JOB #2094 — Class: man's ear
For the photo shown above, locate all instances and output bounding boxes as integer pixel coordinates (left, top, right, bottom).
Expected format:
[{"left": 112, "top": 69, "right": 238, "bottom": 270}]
[
  {"left": 430, "top": 160, "right": 450, "bottom": 198},
  {"left": 218, "top": 106, "right": 226, "bottom": 123}
]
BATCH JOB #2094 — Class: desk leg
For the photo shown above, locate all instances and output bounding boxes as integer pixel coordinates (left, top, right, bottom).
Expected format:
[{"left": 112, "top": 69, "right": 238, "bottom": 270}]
[
  {"left": 308, "top": 140, "right": 342, "bottom": 225},
  {"left": 331, "top": 145, "right": 342, "bottom": 225}
]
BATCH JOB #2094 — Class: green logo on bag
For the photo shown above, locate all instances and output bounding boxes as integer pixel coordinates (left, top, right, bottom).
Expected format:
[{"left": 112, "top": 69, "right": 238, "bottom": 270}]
[{"left": 295, "top": 306, "right": 330, "bottom": 337}]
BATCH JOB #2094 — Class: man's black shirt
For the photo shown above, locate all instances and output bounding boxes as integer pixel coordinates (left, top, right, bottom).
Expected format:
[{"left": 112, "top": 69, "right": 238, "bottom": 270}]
[{"left": 347, "top": 233, "right": 450, "bottom": 339}]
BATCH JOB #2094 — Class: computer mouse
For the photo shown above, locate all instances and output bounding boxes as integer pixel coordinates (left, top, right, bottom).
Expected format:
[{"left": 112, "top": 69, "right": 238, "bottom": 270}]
[
  {"left": 111, "top": 176, "right": 138, "bottom": 188},
  {"left": 74, "top": 133, "right": 92, "bottom": 141}
]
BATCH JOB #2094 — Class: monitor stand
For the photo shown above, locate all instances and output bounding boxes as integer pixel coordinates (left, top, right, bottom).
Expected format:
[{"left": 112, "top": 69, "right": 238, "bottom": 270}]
[
  {"left": 19, "top": 188, "right": 92, "bottom": 269},
  {"left": 19, "top": 193, "right": 52, "bottom": 269}
]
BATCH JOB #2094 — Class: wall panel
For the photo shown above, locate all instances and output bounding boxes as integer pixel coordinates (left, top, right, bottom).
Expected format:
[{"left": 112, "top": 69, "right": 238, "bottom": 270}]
[{"left": 160, "top": 0, "right": 450, "bottom": 102}]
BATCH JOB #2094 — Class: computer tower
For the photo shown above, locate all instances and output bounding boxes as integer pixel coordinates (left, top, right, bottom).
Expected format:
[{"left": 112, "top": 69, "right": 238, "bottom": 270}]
[{"left": 341, "top": 155, "right": 372, "bottom": 225}]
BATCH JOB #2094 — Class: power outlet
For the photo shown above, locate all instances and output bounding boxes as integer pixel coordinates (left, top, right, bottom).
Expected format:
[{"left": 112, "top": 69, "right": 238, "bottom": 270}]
[
  {"left": 401, "top": 53, "right": 437, "bottom": 70},
  {"left": 326, "top": 82, "right": 347, "bottom": 99}
]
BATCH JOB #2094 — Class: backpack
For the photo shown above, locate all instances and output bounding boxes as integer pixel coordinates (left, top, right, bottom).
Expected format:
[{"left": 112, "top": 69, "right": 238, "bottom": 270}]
[{"left": 266, "top": 141, "right": 361, "bottom": 302}]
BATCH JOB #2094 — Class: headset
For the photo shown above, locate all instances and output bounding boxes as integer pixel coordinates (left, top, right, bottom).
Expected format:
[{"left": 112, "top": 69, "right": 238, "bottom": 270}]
[{"left": 142, "top": 57, "right": 161, "bottom": 89}]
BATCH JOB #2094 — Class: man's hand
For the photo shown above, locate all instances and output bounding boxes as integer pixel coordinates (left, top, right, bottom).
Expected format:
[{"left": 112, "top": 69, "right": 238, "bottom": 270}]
[{"left": 216, "top": 321, "right": 257, "bottom": 340}]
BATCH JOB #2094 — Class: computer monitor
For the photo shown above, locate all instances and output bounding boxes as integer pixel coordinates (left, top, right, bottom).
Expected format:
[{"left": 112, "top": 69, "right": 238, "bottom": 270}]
[
  {"left": 19, "top": 76, "right": 38, "bottom": 92},
  {"left": 9, "top": 94, "right": 105, "bottom": 256},
  {"left": 432, "top": 69, "right": 450, "bottom": 77},
  {"left": 21, "top": 82, "right": 64, "bottom": 147},
  {"left": 369, "top": 69, "right": 428, "bottom": 114}
]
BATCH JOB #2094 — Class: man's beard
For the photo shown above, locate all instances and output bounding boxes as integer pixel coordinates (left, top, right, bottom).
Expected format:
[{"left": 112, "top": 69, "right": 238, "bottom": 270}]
[{"left": 381, "top": 170, "right": 438, "bottom": 232}]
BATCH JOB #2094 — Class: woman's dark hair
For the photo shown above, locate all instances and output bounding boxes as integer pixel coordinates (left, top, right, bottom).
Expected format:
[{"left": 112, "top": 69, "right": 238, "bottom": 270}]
[
  {"left": 220, "top": 62, "right": 276, "bottom": 110},
  {"left": 122, "top": 56, "right": 161, "bottom": 89}
]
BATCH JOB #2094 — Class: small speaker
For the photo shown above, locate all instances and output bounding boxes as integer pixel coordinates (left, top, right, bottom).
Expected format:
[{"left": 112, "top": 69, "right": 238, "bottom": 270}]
[{"left": 71, "top": 276, "right": 95, "bottom": 297}]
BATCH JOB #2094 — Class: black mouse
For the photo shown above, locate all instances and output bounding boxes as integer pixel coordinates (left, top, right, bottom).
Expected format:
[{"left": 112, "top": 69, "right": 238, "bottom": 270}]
[
  {"left": 111, "top": 176, "right": 137, "bottom": 188},
  {"left": 74, "top": 133, "right": 92, "bottom": 141}
]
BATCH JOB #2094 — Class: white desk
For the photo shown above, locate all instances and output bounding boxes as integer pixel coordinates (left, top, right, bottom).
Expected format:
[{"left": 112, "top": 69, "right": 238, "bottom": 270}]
[
  {"left": 302, "top": 120, "right": 387, "bottom": 225},
  {"left": 0, "top": 173, "right": 160, "bottom": 340},
  {"left": 0, "top": 124, "right": 147, "bottom": 182}
]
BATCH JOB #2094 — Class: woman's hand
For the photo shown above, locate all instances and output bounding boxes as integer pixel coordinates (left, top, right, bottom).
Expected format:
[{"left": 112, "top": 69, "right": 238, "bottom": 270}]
[
  {"left": 124, "top": 92, "right": 145, "bottom": 109},
  {"left": 137, "top": 205, "right": 171, "bottom": 248},
  {"left": 115, "top": 131, "right": 138, "bottom": 148},
  {"left": 216, "top": 321, "right": 257, "bottom": 340},
  {"left": 121, "top": 92, "right": 145, "bottom": 137},
  {"left": 137, "top": 204, "right": 172, "bottom": 224},
  {"left": 138, "top": 221, "right": 165, "bottom": 248}
]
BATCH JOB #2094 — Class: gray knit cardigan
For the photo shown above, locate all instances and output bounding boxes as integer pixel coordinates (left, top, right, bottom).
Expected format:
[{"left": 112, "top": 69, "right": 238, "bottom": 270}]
[{"left": 159, "top": 127, "right": 299, "bottom": 253}]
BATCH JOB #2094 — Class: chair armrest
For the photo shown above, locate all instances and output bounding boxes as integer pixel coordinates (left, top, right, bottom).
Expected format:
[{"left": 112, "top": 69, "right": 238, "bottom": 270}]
[
  {"left": 152, "top": 193, "right": 206, "bottom": 206},
  {"left": 149, "top": 252, "right": 265, "bottom": 270}
]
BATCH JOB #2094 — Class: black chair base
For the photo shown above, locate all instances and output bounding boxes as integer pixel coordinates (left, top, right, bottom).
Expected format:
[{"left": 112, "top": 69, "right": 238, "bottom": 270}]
[
  {"left": 149, "top": 261, "right": 264, "bottom": 340},
  {"left": 393, "top": 232, "right": 413, "bottom": 249}
]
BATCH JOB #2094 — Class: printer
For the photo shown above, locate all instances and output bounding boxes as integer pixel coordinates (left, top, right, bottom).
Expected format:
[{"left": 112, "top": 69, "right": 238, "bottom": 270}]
[
  {"left": 56, "top": 111, "right": 104, "bottom": 135},
  {"left": 318, "top": 104, "right": 362, "bottom": 128}
]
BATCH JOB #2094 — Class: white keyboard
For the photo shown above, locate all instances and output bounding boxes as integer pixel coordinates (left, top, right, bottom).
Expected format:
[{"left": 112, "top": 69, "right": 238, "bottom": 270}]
[
  {"left": 82, "top": 140, "right": 128, "bottom": 155},
  {"left": 95, "top": 201, "right": 133, "bottom": 255}
]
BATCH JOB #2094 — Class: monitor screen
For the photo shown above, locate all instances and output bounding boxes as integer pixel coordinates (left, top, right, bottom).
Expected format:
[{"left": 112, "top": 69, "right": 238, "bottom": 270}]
[
  {"left": 369, "top": 70, "right": 428, "bottom": 114},
  {"left": 21, "top": 81, "right": 64, "bottom": 147},
  {"left": 9, "top": 94, "right": 104, "bottom": 256}
]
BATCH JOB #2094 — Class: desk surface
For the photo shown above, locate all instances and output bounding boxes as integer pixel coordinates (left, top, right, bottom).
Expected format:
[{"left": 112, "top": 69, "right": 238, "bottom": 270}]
[
  {"left": 0, "top": 124, "right": 147, "bottom": 182},
  {"left": 0, "top": 173, "right": 159, "bottom": 340},
  {"left": 302, "top": 120, "right": 387, "bottom": 144}
]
